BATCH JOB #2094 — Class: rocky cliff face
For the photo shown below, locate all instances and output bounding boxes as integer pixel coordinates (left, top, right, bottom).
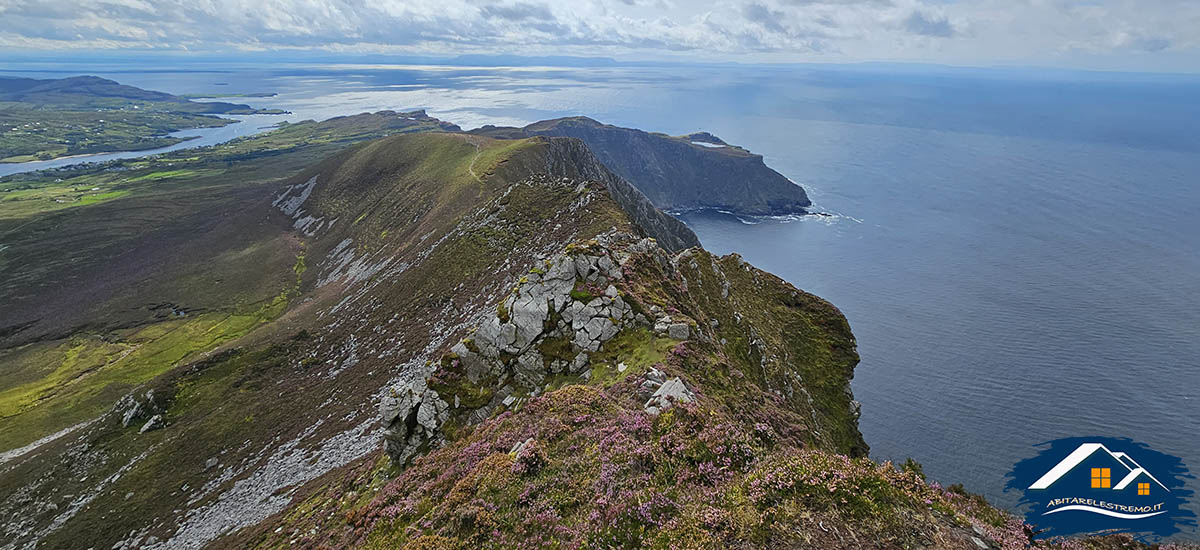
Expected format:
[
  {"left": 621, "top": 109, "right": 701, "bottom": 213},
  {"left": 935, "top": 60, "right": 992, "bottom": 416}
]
[{"left": 472, "top": 117, "right": 812, "bottom": 216}]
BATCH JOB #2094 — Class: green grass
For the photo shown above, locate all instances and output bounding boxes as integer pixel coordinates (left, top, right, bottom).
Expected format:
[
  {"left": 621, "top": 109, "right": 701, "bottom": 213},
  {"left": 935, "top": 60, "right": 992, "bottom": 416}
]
[
  {"left": 126, "top": 169, "right": 199, "bottom": 182},
  {"left": 0, "top": 294, "right": 290, "bottom": 452},
  {"left": 0, "top": 108, "right": 230, "bottom": 161},
  {"left": 588, "top": 327, "right": 677, "bottom": 386}
]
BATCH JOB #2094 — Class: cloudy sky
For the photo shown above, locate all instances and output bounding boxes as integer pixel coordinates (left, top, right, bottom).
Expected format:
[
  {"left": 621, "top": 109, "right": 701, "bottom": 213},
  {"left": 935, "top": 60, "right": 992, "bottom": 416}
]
[{"left": 0, "top": 0, "right": 1197, "bottom": 72}]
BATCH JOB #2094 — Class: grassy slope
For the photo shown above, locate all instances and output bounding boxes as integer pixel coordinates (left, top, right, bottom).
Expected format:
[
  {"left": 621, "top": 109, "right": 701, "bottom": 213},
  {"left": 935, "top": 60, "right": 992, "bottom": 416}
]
[
  {"left": 1, "top": 120, "right": 1186, "bottom": 550},
  {"left": 0, "top": 131, "right": 645, "bottom": 550},
  {"left": 217, "top": 238, "right": 1167, "bottom": 550},
  {"left": 0, "top": 112, "right": 455, "bottom": 453}
]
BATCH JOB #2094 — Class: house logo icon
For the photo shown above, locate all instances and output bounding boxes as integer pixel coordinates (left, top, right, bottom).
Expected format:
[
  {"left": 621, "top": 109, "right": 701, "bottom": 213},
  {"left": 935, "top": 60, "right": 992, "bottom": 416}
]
[
  {"left": 1006, "top": 436, "right": 1196, "bottom": 539},
  {"left": 1028, "top": 443, "right": 1169, "bottom": 518}
]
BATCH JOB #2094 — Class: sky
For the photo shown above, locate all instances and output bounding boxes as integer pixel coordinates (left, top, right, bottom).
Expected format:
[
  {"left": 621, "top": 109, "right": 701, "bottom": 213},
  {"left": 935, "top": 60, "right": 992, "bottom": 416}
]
[{"left": 0, "top": 0, "right": 1197, "bottom": 73}]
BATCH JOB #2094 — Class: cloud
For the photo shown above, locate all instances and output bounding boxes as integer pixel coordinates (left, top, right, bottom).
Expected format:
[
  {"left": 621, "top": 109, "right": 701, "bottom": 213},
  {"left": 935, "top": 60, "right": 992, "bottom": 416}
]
[
  {"left": 904, "top": 11, "right": 954, "bottom": 38},
  {"left": 0, "top": 0, "right": 1195, "bottom": 70},
  {"left": 742, "top": 2, "right": 787, "bottom": 34},
  {"left": 479, "top": 2, "right": 555, "bottom": 22}
]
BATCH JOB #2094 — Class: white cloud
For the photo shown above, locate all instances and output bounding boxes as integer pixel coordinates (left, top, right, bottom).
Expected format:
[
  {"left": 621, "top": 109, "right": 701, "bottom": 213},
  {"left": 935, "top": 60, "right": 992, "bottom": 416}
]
[{"left": 0, "top": 0, "right": 1196, "bottom": 70}]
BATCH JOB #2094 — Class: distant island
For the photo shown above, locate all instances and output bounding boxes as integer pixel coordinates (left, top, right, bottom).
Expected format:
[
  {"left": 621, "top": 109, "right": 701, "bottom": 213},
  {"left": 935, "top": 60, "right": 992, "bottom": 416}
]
[{"left": 0, "top": 76, "right": 286, "bottom": 163}]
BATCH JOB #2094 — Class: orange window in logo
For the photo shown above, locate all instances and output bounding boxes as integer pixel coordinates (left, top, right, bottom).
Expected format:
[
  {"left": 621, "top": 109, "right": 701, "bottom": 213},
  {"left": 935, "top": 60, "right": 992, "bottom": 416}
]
[
  {"left": 1091, "top": 468, "right": 1111, "bottom": 488},
  {"left": 1138, "top": 483, "right": 1150, "bottom": 495}
]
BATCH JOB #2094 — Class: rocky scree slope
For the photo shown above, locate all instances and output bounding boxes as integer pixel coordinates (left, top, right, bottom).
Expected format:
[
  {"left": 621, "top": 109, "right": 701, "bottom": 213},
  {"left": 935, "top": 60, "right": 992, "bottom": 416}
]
[{"left": 471, "top": 116, "right": 812, "bottom": 216}]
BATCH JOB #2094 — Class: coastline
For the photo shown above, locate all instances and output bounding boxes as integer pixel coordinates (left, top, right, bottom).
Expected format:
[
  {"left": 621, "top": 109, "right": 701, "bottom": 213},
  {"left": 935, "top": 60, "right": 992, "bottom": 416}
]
[{"left": 0, "top": 133, "right": 207, "bottom": 165}]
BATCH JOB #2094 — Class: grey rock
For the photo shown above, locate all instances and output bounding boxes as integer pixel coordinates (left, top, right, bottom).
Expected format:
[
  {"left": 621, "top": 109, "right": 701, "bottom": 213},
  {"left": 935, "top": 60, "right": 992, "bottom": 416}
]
[
  {"left": 643, "top": 377, "right": 695, "bottom": 415},
  {"left": 139, "top": 414, "right": 164, "bottom": 434},
  {"left": 668, "top": 322, "right": 690, "bottom": 340},
  {"left": 510, "top": 437, "right": 534, "bottom": 456},
  {"left": 571, "top": 352, "right": 590, "bottom": 373},
  {"left": 514, "top": 351, "right": 546, "bottom": 387},
  {"left": 599, "top": 319, "right": 620, "bottom": 342},
  {"left": 509, "top": 294, "right": 547, "bottom": 349},
  {"left": 381, "top": 375, "right": 450, "bottom": 464}
]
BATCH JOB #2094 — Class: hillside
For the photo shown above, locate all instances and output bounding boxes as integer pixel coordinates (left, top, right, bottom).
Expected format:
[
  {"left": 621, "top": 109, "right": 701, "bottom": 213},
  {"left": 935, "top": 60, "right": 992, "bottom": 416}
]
[
  {"left": 471, "top": 117, "right": 812, "bottom": 216},
  {"left": 0, "top": 76, "right": 285, "bottom": 162},
  {"left": 0, "top": 118, "right": 1180, "bottom": 550}
]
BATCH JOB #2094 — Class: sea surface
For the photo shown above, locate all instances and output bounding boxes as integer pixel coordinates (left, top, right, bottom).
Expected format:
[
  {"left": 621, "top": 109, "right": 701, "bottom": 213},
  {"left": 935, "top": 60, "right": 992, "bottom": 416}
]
[{"left": 3, "top": 59, "right": 1199, "bottom": 530}]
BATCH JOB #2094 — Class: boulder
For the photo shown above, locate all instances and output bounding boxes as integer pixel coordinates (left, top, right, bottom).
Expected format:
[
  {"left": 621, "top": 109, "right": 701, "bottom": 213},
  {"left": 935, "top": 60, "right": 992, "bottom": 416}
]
[
  {"left": 139, "top": 414, "right": 165, "bottom": 434},
  {"left": 643, "top": 377, "right": 696, "bottom": 415}
]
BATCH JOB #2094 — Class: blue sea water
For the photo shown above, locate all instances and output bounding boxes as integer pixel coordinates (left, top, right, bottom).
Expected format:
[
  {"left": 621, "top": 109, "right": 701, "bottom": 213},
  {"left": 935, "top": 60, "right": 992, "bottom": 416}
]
[{"left": 3, "top": 59, "right": 1199, "bottom": 532}]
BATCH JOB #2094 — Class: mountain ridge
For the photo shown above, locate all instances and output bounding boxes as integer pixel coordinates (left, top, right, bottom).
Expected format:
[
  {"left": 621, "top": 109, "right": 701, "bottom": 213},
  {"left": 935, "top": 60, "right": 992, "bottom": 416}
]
[
  {"left": 0, "top": 111, "right": 1180, "bottom": 550},
  {"left": 470, "top": 116, "right": 813, "bottom": 216}
]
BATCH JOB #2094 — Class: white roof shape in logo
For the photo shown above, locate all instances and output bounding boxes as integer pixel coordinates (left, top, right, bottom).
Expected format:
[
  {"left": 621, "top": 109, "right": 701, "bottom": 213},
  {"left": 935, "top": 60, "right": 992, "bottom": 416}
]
[{"left": 1028, "top": 443, "right": 1169, "bottom": 491}]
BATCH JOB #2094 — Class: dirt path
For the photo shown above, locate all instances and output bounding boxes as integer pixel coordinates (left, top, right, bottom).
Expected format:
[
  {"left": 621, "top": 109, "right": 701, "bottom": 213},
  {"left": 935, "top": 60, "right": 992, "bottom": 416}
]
[{"left": 459, "top": 135, "right": 485, "bottom": 183}]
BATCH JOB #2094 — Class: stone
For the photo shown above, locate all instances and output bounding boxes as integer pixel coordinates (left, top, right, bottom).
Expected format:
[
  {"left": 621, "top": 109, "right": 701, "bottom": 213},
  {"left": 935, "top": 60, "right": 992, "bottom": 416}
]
[
  {"left": 381, "top": 374, "right": 450, "bottom": 464},
  {"left": 140, "top": 414, "right": 164, "bottom": 434},
  {"left": 510, "top": 437, "right": 534, "bottom": 456},
  {"left": 599, "top": 320, "right": 619, "bottom": 342},
  {"left": 571, "top": 352, "right": 590, "bottom": 373},
  {"left": 643, "top": 377, "right": 695, "bottom": 415},
  {"left": 509, "top": 294, "right": 548, "bottom": 349},
  {"left": 617, "top": 362, "right": 628, "bottom": 373},
  {"left": 668, "top": 322, "right": 690, "bottom": 340},
  {"left": 971, "top": 537, "right": 989, "bottom": 549},
  {"left": 205, "top": 458, "right": 219, "bottom": 470},
  {"left": 514, "top": 351, "right": 546, "bottom": 387},
  {"left": 604, "top": 285, "right": 618, "bottom": 298}
]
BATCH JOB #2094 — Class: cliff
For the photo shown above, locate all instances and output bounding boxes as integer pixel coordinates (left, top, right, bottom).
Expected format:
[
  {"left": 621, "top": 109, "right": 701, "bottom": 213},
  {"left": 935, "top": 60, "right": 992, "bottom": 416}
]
[
  {"left": 471, "top": 117, "right": 812, "bottom": 216},
  {"left": 0, "top": 124, "right": 1173, "bottom": 550}
]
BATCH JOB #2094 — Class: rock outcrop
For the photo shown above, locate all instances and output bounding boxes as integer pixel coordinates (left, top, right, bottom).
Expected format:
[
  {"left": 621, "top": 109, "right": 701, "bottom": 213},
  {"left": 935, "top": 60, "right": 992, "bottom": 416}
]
[{"left": 382, "top": 235, "right": 669, "bottom": 463}]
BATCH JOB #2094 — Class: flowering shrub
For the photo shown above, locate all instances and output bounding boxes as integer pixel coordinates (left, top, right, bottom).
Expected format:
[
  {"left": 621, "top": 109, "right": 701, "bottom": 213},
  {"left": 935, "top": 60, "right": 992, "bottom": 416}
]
[
  {"left": 744, "top": 451, "right": 931, "bottom": 520},
  {"left": 235, "top": 245, "right": 1171, "bottom": 550}
]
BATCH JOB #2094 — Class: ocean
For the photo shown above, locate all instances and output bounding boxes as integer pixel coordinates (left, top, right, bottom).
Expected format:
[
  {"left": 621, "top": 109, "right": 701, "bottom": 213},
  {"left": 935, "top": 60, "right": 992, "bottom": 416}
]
[{"left": 3, "top": 58, "right": 1199, "bottom": 526}]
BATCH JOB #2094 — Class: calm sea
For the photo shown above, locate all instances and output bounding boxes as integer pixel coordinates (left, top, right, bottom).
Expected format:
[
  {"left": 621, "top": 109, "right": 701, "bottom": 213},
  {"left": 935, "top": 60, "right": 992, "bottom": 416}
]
[{"left": 4, "top": 59, "right": 1199, "bottom": 529}]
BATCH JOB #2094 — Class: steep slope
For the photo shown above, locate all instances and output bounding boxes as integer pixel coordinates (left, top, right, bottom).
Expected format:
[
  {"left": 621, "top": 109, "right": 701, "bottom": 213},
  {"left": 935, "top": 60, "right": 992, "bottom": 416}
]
[
  {"left": 0, "top": 131, "right": 700, "bottom": 549},
  {"left": 471, "top": 117, "right": 811, "bottom": 216},
  {"left": 0, "top": 125, "right": 1177, "bottom": 550},
  {"left": 0, "top": 111, "right": 462, "bottom": 463}
]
